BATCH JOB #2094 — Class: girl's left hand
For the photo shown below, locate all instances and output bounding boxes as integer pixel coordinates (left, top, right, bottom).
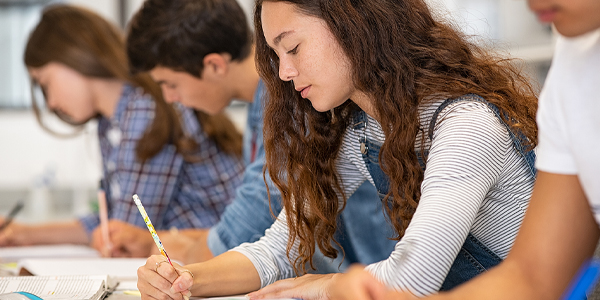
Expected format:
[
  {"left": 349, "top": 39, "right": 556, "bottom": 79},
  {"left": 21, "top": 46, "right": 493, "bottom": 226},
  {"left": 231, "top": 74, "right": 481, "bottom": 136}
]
[
  {"left": 246, "top": 273, "right": 336, "bottom": 300},
  {"left": 328, "top": 265, "right": 418, "bottom": 300}
]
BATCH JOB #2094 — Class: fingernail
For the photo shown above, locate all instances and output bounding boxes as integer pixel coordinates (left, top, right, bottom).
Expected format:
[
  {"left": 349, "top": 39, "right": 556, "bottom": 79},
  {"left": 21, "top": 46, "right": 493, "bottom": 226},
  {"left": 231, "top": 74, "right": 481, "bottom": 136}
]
[
  {"left": 183, "top": 296, "right": 189, "bottom": 300},
  {"left": 178, "top": 282, "right": 185, "bottom": 290},
  {"left": 185, "top": 291, "right": 192, "bottom": 297},
  {"left": 169, "top": 287, "right": 176, "bottom": 294}
]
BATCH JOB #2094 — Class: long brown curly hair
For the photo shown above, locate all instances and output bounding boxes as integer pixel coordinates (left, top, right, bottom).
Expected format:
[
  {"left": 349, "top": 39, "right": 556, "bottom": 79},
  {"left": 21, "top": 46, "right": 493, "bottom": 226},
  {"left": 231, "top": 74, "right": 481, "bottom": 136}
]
[{"left": 254, "top": 0, "right": 538, "bottom": 275}]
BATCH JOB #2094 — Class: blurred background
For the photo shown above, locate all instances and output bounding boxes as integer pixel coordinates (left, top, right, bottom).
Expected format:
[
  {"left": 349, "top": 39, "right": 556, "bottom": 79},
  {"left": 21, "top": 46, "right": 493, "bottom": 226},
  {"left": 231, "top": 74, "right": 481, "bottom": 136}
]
[{"left": 0, "top": 0, "right": 553, "bottom": 222}]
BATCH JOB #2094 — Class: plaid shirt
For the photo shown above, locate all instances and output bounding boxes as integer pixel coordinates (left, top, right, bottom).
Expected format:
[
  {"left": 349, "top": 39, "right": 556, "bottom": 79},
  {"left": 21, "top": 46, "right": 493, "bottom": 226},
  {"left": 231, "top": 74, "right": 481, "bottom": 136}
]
[{"left": 79, "top": 84, "right": 244, "bottom": 235}]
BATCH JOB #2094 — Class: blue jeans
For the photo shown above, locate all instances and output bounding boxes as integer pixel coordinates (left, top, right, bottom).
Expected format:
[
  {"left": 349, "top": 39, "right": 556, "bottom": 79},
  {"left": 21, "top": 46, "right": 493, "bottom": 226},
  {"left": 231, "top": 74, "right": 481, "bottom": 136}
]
[{"left": 353, "top": 94, "right": 536, "bottom": 290}]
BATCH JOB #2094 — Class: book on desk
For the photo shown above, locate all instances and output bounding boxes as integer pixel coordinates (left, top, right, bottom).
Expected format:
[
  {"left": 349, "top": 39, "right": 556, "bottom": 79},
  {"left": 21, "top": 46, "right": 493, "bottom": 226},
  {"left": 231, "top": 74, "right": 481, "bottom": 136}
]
[{"left": 0, "top": 274, "right": 110, "bottom": 300}]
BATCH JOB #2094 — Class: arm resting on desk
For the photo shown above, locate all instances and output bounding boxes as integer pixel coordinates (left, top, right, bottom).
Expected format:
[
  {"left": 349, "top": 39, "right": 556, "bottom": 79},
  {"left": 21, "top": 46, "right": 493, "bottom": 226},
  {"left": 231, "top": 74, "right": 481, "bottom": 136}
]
[
  {"left": 0, "top": 220, "right": 88, "bottom": 246},
  {"left": 138, "top": 251, "right": 260, "bottom": 299}
]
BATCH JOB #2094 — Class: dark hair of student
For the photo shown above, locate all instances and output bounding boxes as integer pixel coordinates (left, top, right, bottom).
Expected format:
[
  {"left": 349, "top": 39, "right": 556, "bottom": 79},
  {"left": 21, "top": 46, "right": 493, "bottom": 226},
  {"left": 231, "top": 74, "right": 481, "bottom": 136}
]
[
  {"left": 127, "top": 0, "right": 252, "bottom": 77},
  {"left": 127, "top": 0, "right": 250, "bottom": 157},
  {"left": 24, "top": 4, "right": 241, "bottom": 161},
  {"left": 254, "top": 0, "right": 539, "bottom": 275}
]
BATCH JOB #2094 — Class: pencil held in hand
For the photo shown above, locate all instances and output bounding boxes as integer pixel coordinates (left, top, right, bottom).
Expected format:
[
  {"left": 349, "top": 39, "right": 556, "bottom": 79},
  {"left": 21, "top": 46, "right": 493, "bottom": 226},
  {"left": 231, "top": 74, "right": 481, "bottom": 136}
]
[
  {"left": 97, "top": 190, "right": 112, "bottom": 254},
  {"left": 0, "top": 201, "right": 24, "bottom": 232},
  {"left": 133, "top": 194, "right": 173, "bottom": 265}
]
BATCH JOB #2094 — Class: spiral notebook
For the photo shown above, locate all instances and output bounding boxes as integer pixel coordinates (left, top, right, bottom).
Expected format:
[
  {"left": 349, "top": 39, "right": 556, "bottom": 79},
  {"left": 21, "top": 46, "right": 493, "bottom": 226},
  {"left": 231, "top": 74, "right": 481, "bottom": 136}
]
[{"left": 0, "top": 275, "right": 109, "bottom": 300}]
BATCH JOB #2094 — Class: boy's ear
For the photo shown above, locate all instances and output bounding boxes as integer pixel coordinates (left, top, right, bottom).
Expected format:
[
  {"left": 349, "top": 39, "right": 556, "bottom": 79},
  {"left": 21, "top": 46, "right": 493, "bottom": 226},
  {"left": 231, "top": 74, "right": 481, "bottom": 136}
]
[{"left": 202, "top": 53, "right": 231, "bottom": 79}]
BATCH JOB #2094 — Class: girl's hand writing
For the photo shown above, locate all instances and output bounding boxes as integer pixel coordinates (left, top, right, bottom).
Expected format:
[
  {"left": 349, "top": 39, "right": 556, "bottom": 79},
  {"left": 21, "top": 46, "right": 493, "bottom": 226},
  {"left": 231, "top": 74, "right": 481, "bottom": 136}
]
[{"left": 137, "top": 254, "right": 193, "bottom": 300}]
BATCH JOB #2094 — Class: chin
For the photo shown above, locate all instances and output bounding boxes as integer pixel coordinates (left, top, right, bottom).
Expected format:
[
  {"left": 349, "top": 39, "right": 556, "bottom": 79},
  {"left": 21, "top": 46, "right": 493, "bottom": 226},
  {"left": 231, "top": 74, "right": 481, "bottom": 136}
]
[
  {"left": 307, "top": 99, "right": 335, "bottom": 113},
  {"left": 554, "top": 24, "right": 596, "bottom": 37}
]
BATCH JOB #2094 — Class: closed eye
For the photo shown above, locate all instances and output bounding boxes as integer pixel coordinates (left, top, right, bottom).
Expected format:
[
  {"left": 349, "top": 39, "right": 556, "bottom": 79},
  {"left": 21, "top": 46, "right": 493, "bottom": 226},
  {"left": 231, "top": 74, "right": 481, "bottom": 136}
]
[{"left": 287, "top": 45, "right": 299, "bottom": 55}]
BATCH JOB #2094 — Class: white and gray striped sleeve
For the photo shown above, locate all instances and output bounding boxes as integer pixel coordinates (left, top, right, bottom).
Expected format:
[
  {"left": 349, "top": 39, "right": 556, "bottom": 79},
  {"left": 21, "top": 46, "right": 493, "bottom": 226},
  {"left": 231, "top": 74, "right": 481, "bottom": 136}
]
[
  {"left": 230, "top": 130, "right": 371, "bottom": 287},
  {"left": 230, "top": 207, "right": 298, "bottom": 287},
  {"left": 365, "top": 102, "right": 513, "bottom": 296}
]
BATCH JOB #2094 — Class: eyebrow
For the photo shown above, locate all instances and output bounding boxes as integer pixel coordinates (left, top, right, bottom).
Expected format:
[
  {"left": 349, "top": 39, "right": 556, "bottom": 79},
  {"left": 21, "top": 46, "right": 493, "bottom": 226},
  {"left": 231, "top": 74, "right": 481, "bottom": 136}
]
[{"left": 273, "top": 30, "right": 294, "bottom": 46}]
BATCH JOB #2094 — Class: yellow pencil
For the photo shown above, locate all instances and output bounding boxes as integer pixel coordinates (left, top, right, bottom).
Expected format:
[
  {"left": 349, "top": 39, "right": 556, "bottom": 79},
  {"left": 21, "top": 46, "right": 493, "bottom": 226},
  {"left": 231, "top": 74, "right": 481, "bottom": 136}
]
[{"left": 132, "top": 194, "right": 173, "bottom": 265}]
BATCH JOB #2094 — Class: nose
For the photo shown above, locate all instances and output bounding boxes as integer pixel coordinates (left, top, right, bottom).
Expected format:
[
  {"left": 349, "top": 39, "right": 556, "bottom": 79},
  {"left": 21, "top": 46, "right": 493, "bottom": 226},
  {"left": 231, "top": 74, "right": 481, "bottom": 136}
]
[
  {"left": 161, "top": 86, "right": 179, "bottom": 103},
  {"left": 278, "top": 57, "right": 298, "bottom": 81}
]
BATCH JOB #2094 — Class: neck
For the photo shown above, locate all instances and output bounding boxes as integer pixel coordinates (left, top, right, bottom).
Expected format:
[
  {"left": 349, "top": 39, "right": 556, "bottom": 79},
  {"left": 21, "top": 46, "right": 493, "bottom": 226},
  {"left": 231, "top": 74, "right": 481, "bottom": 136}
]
[
  {"left": 351, "top": 91, "right": 379, "bottom": 122},
  {"left": 89, "top": 78, "right": 125, "bottom": 118},
  {"left": 227, "top": 47, "right": 260, "bottom": 102}
]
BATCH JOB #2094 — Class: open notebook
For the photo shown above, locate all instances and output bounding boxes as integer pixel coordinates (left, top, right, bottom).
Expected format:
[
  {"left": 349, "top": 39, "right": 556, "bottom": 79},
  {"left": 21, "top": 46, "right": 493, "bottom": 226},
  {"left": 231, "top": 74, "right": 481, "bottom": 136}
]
[{"left": 0, "top": 275, "right": 110, "bottom": 300}]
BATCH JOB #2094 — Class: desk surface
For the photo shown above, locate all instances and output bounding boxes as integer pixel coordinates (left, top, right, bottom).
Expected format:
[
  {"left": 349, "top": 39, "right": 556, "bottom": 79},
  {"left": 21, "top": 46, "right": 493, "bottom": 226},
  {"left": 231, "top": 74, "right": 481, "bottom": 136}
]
[{"left": 107, "top": 294, "right": 140, "bottom": 300}]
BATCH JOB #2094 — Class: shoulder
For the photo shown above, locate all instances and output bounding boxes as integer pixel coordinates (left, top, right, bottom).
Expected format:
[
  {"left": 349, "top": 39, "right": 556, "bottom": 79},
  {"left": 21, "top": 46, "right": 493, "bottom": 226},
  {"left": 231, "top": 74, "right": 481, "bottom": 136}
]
[
  {"left": 174, "top": 103, "right": 203, "bottom": 137},
  {"left": 429, "top": 95, "right": 507, "bottom": 138},
  {"left": 118, "top": 86, "right": 155, "bottom": 121}
]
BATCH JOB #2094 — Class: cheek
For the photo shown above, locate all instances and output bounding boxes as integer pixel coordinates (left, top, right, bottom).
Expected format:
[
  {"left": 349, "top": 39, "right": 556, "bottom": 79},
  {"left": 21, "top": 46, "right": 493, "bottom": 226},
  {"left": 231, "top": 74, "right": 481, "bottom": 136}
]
[{"left": 55, "top": 82, "right": 94, "bottom": 119}]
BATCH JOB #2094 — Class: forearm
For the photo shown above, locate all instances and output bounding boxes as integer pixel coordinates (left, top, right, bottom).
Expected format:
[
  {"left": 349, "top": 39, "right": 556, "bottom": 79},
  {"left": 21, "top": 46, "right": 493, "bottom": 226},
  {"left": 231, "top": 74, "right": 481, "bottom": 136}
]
[
  {"left": 431, "top": 172, "right": 600, "bottom": 300},
  {"left": 188, "top": 251, "right": 261, "bottom": 296},
  {"left": 28, "top": 220, "right": 89, "bottom": 245}
]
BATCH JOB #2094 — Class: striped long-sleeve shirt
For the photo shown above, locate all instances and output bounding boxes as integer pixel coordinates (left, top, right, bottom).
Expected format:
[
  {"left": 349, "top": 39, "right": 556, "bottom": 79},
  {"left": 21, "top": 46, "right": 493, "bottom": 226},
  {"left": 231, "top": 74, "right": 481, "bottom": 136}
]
[{"left": 232, "top": 98, "right": 534, "bottom": 296}]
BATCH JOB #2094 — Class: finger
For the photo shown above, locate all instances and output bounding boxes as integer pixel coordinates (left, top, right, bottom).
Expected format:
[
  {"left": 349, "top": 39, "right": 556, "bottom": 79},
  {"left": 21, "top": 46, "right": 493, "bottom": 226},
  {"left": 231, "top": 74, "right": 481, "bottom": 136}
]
[
  {"left": 361, "top": 278, "right": 387, "bottom": 300},
  {"left": 90, "top": 228, "right": 112, "bottom": 257},
  {"left": 157, "top": 261, "right": 180, "bottom": 285},
  {"left": 250, "top": 278, "right": 314, "bottom": 300},
  {"left": 0, "top": 225, "right": 16, "bottom": 246},
  {"left": 108, "top": 229, "right": 131, "bottom": 257},
  {"left": 137, "top": 264, "right": 183, "bottom": 300},
  {"left": 248, "top": 289, "right": 294, "bottom": 300},
  {"left": 170, "top": 268, "right": 194, "bottom": 294},
  {"left": 247, "top": 280, "right": 289, "bottom": 299},
  {"left": 249, "top": 280, "right": 287, "bottom": 295}
]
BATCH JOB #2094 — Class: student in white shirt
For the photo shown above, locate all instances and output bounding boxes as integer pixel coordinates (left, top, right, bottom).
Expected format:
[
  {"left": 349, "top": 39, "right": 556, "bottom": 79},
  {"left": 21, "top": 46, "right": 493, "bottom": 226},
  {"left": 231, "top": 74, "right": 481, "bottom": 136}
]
[{"left": 329, "top": 0, "right": 600, "bottom": 299}]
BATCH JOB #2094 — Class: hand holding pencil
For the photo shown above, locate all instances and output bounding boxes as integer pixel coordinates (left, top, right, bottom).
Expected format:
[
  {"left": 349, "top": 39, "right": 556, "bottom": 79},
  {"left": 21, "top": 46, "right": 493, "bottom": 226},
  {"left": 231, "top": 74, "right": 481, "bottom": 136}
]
[
  {"left": 0, "top": 202, "right": 26, "bottom": 246},
  {"left": 133, "top": 194, "right": 193, "bottom": 300}
]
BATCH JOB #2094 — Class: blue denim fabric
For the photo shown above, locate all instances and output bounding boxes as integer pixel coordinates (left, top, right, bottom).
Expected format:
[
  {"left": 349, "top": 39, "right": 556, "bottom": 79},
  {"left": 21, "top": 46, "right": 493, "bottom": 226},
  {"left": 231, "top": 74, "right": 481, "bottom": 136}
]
[
  {"left": 207, "top": 81, "right": 396, "bottom": 269},
  {"left": 207, "top": 81, "right": 282, "bottom": 255},
  {"left": 352, "top": 94, "right": 536, "bottom": 290},
  {"left": 312, "top": 181, "right": 398, "bottom": 273}
]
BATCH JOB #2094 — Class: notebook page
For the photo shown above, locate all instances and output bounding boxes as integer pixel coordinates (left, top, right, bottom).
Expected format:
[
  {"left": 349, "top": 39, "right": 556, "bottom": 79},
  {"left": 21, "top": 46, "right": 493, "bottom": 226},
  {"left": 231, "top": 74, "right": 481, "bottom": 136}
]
[{"left": 0, "top": 275, "right": 107, "bottom": 300}]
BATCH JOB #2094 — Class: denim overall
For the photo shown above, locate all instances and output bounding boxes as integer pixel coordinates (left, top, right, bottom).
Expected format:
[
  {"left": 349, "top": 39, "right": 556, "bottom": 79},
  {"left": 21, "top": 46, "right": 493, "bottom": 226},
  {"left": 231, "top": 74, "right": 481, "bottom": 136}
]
[{"left": 352, "top": 94, "right": 537, "bottom": 291}]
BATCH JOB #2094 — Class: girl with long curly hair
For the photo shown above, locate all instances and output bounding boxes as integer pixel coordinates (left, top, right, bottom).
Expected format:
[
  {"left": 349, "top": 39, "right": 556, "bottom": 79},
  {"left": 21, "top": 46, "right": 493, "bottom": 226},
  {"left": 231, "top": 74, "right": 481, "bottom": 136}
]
[{"left": 136, "top": 0, "right": 539, "bottom": 298}]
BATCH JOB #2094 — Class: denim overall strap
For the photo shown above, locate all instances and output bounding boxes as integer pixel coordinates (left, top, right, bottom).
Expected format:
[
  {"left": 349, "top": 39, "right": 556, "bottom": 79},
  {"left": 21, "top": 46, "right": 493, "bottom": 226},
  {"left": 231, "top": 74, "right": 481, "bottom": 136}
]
[
  {"left": 352, "top": 111, "right": 394, "bottom": 200},
  {"left": 428, "top": 94, "right": 537, "bottom": 178}
]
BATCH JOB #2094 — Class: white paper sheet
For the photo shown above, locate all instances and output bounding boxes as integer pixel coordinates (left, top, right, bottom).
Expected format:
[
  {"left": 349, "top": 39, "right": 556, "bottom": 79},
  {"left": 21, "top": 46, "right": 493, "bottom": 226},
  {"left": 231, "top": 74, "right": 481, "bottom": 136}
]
[
  {"left": 17, "top": 258, "right": 146, "bottom": 281},
  {"left": 0, "top": 245, "right": 99, "bottom": 263}
]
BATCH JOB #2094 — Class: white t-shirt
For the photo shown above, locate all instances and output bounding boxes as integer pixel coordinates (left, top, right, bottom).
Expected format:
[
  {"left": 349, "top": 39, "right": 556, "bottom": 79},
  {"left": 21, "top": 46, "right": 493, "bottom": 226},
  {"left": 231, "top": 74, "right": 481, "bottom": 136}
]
[{"left": 536, "top": 28, "right": 600, "bottom": 224}]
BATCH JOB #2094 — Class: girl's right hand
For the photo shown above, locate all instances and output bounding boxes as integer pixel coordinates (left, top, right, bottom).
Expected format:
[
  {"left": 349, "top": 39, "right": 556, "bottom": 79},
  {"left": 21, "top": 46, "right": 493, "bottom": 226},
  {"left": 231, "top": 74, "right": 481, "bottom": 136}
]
[
  {"left": 0, "top": 221, "right": 31, "bottom": 246},
  {"left": 137, "top": 254, "right": 193, "bottom": 300}
]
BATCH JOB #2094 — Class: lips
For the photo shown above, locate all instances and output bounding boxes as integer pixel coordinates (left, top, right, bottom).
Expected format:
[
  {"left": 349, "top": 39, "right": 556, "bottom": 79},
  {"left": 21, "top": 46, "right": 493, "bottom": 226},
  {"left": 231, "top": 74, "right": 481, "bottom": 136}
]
[
  {"left": 534, "top": 8, "right": 557, "bottom": 23},
  {"left": 295, "top": 85, "right": 311, "bottom": 98}
]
